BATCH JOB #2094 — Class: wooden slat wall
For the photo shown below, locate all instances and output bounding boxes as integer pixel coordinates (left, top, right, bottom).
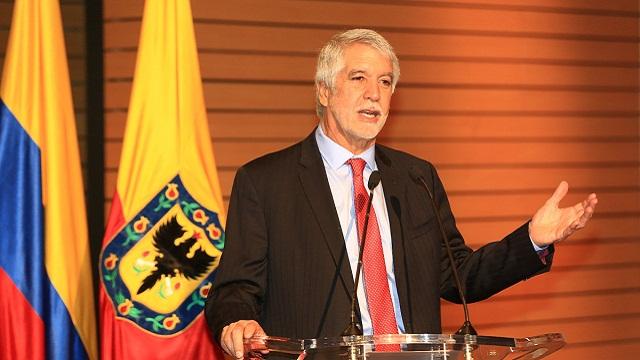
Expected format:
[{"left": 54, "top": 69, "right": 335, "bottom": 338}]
[
  {"left": 0, "top": 2, "right": 8, "bottom": 79},
  {"left": 103, "top": 0, "right": 640, "bottom": 358}
]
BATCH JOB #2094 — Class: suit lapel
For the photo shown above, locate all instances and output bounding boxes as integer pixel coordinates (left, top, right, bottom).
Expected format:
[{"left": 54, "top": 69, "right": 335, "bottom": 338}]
[
  {"left": 376, "top": 146, "right": 412, "bottom": 333},
  {"left": 297, "top": 132, "right": 355, "bottom": 293}
]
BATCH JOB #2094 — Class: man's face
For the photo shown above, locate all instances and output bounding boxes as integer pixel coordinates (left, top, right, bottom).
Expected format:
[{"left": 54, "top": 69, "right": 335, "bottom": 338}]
[{"left": 319, "top": 43, "right": 394, "bottom": 154}]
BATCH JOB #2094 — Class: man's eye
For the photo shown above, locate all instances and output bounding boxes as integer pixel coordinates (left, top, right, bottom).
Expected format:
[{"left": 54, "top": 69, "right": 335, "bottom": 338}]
[
  {"left": 351, "top": 76, "right": 364, "bottom": 81},
  {"left": 381, "top": 79, "right": 392, "bottom": 87}
]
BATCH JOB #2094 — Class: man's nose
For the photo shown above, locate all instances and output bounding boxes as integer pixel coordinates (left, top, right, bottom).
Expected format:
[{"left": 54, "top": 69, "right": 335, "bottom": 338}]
[{"left": 364, "top": 81, "right": 380, "bottom": 101}]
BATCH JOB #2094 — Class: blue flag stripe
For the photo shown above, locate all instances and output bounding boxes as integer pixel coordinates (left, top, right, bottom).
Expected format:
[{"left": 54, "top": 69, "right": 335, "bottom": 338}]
[{"left": 0, "top": 99, "right": 88, "bottom": 360}]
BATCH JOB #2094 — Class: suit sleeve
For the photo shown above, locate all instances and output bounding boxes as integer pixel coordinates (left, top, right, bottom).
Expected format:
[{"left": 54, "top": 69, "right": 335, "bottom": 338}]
[
  {"left": 423, "top": 163, "right": 554, "bottom": 303},
  {"left": 205, "top": 166, "right": 268, "bottom": 342}
]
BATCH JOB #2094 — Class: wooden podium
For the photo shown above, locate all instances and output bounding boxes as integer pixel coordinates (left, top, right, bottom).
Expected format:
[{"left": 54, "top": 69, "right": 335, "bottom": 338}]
[{"left": 244, "top": 333, "right": 565, "bottom": 359}]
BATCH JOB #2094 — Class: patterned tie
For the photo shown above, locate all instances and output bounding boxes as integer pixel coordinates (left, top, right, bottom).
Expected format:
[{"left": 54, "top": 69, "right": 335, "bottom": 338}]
[{"left": 347, "top": 158, "right": 399, "bottom": 352}]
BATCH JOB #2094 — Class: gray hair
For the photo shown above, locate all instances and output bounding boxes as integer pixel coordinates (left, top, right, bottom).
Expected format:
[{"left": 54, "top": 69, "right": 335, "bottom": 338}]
[{"left": 314, "top": 29, "right": 401, "bottom": 119}]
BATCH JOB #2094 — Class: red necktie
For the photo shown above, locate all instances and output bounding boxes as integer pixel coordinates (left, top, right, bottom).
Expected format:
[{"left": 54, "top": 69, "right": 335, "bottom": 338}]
[{"left": 348, "top": 159, "right": 399, "bottom": 351}]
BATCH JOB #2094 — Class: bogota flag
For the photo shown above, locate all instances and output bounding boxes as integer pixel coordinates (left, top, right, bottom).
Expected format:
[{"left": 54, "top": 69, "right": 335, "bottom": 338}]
[
  {"left": 99, "top": 0, "right": 225, "bottom": 358},
  {"left": 0, "top": 0, "right": 97, "bottom": 359}
]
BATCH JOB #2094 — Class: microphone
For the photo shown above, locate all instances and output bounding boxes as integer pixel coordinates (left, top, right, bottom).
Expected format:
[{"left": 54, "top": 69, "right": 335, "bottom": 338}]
[
  {"left": 408, "top": 167, "right": 477, "bottom": 336},
  {"left": 342, "top": 170, "right": 382, "bottom": 336}
]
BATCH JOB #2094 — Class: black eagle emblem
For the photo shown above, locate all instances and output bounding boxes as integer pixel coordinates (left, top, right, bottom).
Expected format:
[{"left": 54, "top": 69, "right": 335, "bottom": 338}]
[{"left": 137, "top": 215, "right": 216, "bottom": 295}]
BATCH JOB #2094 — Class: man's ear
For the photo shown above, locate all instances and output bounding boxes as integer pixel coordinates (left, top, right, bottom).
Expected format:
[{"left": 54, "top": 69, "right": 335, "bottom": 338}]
[{"left": 318, "top": 83, "right": 330, "bottom": 107}]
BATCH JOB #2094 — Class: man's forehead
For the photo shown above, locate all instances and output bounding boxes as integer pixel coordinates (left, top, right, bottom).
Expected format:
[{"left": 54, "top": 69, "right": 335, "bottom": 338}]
[
  {"left": 341, "top": 44, "right": 393, "bottom": 72},
  {"left": 343, "top": 43, "right": 387, "bottom": 58}
]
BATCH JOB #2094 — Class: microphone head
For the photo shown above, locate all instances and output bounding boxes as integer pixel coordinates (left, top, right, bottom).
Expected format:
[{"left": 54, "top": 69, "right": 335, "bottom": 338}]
[{"left": 368, "top": 170, "right": 381, "bottom": 191}]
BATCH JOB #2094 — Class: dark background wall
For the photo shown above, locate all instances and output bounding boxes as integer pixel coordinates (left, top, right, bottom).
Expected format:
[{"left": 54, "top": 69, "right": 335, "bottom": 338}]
[{"left": 2, "top": 0, "right": 640, "bottom": 358}]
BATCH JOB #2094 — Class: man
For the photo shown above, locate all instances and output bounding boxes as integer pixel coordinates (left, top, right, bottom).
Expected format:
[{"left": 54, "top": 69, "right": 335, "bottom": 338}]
[{"left": 205, "top": 29, "right": 598, "bottom": 359}]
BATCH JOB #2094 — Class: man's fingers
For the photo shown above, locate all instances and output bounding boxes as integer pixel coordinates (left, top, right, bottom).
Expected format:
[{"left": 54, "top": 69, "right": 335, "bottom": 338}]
[
  {"left": 575, "top": 195, "right": 597, "bottom": 224},
  {"left": 231, "top": 325, "right": 246, "bottom": 359},
  {"left": 533, "top": 188, "right": 597, "bottom": 245},
  {"left": 219, "top": 320, "right": 266, "bottom": 359},
  {"left": 244, "top": 323, "right": 269, "bottom": 354},
  {"left": 244, "top": 322, "right": 265, "bottom": 338},
  {"left": 561, "top": 217, "right": 583, "bottom": 240},
  {"left": 565, "top": 202, "right": 591, "bottom": 233},
  {"left": 578, "top": 201, "right": 596, "bottom": 227},
  {"left": 220, "top": 325, "right": 230, "bottom": 355},
  {"left": 547, "top": 181, "right": 569, "bottom": 206},
  {"left": 221, "top": 323, "right": 237, "bottom": 358},
  {"left": 583, "top": 194, "right": 598, "bottom": 214}
]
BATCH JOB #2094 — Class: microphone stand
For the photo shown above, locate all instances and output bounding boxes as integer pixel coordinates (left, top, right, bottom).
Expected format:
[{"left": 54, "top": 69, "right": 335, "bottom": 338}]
[
  {"left": 342, "top": 170, "right": 381, "bottom": 337},
  {"left": 410, "top": 169, "right": 477, "bottom": 337}
]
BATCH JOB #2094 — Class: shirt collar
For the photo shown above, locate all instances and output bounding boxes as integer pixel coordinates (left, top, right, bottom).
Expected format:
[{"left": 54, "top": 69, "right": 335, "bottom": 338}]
[{"left": 315, "top": 124, "right": 376, "bottom": 171}]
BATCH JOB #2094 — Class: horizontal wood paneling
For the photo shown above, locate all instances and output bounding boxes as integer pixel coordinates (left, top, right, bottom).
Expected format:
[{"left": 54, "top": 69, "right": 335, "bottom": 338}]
[
  {"left": 0, "top": 1, "right": 11, "bottom": 77},
  {"left": 104, "top": 164, "right": 639, "bottom": 196},
  {"left": 560, "top": 342, "right": 640, "bottom": 359},
  {"left": 199, "top": 2, "right": 639, "bottom": 39},
  {"left": 443, "top": 314, "right": 640, "bottom": 344},
  {"left": 102, "top": 167, "right": 639, "bottom": 214},
  {"left": 482, "top": 259, "right": 640, "bottom": 295},
  {"left": 416, "top": 0, "right": 640, "bottom": 13},
  {"left": 103, "top": 22, "right": 640, "bottom": 64},
  {"left": 442, "top": 291, "right": 640, "bottom": 327},
  {"left": 104, "top": 0, "right": 640, "bottom": 19},
  {"left": 105, "top": 113, "right": 640, "bottom": 140},
  {"left": 104, "top": 139, "right": 639, "bottom": 169},
  {"left": 105, "top": 0, "right": 640, "bottom": 39},
  {"left": 103, "top": 1, "right": 639, "bottom": 358},
  {"left": 106, "top": 51, "right": 640, "bottom": 88},
  {"left": 104, "top": 82, "right": 639, "bottom": 112},
  {"left": 447, "top": 191, "right": 639, "bottom": 219},
  {"left": 0, "top": 3, "right": 12, "bottom": 25},
  {"left": 458, "top": 217, "right": 640, "bottom": 246}
]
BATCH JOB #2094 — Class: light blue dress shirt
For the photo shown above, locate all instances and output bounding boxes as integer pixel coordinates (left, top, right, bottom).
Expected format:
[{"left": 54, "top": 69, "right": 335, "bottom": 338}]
[{"left": 315, "top": 125, "right": 405, "bottom": 335}]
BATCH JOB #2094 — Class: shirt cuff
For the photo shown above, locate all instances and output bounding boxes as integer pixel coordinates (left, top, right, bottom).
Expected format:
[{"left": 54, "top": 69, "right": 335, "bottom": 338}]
[
  {"left": 531, "top": 238, "right": 549, "bottom": 252},
  {"left": 529, "top": 235, "right": 550, "bottom": 265}
]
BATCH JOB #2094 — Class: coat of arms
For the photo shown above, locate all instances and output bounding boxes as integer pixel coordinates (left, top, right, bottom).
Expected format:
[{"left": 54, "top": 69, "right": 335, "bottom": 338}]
[{"left": 100, "top": 176, "right": 224, "bottom": 335}]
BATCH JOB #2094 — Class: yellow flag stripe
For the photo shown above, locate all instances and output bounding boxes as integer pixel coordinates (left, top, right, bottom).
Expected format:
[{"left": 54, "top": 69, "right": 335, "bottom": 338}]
[
  {"left": 116, "top": 0, "right": 225, "bottom": 224},
  {"left": 0, "top": 0, "right": 97, "bottom": 359}
]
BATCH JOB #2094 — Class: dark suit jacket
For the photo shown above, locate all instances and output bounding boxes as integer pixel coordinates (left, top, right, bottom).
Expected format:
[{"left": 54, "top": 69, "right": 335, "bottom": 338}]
[{"left": 205, "top": 130, "right": 552, "bottom": 344}]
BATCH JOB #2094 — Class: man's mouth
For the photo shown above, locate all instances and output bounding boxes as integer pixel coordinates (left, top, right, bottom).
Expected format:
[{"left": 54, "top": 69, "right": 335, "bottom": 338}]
[{"left": 358, "top": 109, "right": 381, "bottom": 118}]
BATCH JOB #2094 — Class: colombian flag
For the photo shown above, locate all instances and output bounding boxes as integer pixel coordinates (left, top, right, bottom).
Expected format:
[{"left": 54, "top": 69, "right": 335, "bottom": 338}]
[
  {"left": 99, "top": 0, "right": 225, "bottom": 359},
  {"left": 0, "top": 0, "right": 97, "bottom": 359}
]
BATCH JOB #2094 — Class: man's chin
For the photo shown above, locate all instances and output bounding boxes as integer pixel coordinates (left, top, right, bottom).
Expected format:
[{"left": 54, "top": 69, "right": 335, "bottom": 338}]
[
  {"left": 349, "top": 131, "right": 382, "bottom": 145},
  {"left": 354, "top": 123, "right": 385, "bottom": 140}
]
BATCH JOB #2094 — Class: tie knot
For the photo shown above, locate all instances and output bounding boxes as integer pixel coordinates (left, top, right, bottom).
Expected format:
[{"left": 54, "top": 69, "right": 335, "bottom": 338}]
[{"left": 347, "top": 158, "right": 367, "bottom": 177}]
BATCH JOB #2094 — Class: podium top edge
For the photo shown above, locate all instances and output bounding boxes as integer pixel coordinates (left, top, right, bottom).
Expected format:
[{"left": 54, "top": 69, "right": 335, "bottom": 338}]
[{"left": 246, "top": 332, "right": 565, "bottom": 349}]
